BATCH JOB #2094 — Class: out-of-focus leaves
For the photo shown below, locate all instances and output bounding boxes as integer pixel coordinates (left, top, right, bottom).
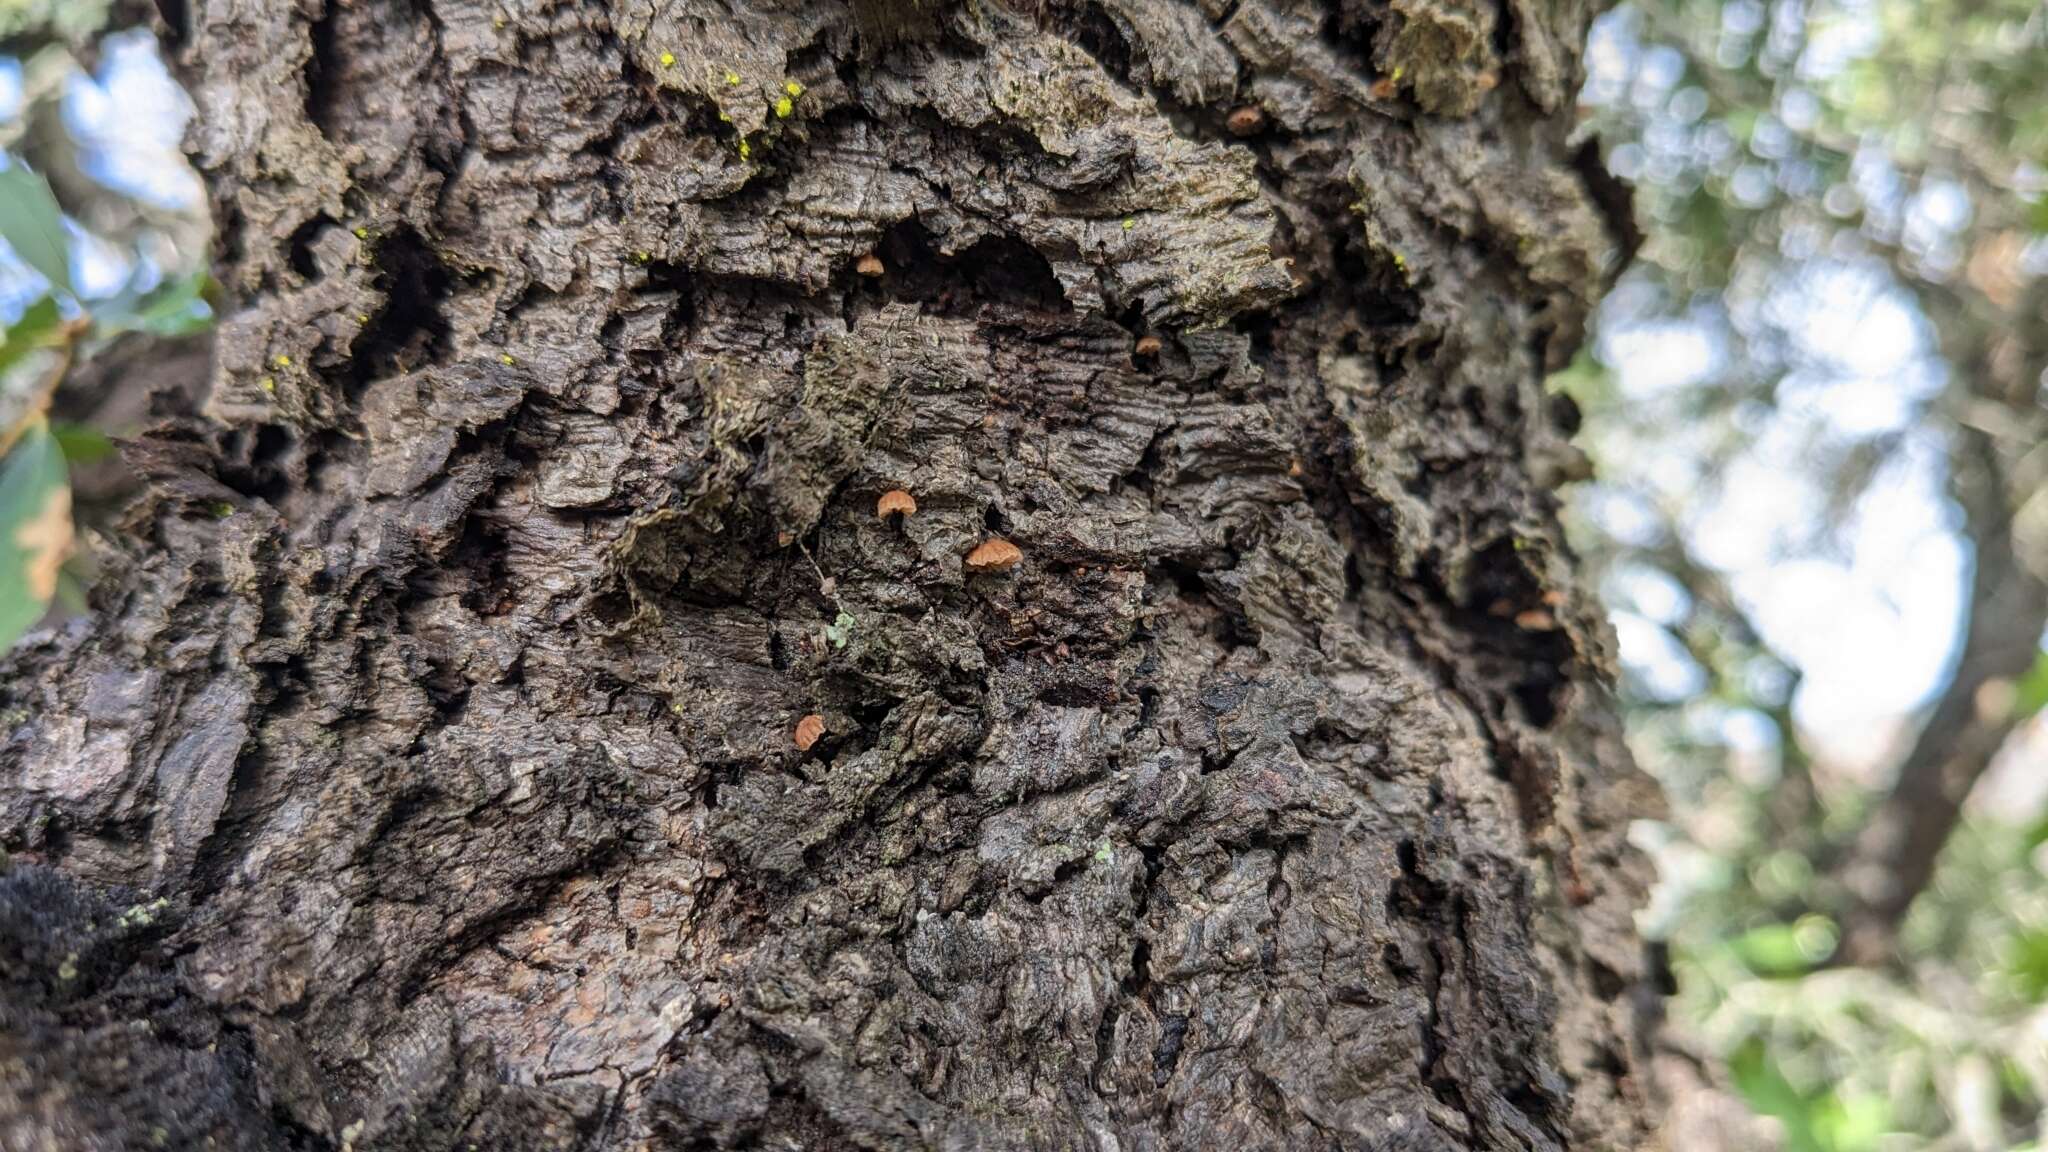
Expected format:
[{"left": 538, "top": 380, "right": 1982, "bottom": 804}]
[
  {"left": 0, "top": 0, "right": 113, "bottom": 44},
  {"left": 1731, "top": 918, "right": 1835, "bottom": 976},
  {"left": 2012, "top": 650, "right": 2048, "bottom": 720},
  {"left": 90, "top": 268, "right": 217, "bottom": 339},
  {"left": 0, "top": 419, "right": 72, "bottom": 650},
  {"left": 48, "top": 421, "right": 111, "bottom": 465},
  {"left": 0, "top": 32, "right": 215, "bottom": 651},
  {"left": 1730, "top": 1041, "right": 1893, "bottom": 1152},
  {"left": 0, "top": 294, "right": 62, "bottom": 369},
  {"left": 0, "top": 295, "right": 68, "bottom": 454},
  {"left": 1810, "top": 1093, "right": 1891, "bottom": 1152},
  {"left": 0, "top": 162, "right": 74, "bottom": 295},
  {"left": 2007, "top": 930, "right": 2048, "bottom": 1003},
  {"left": 1730, "top": 1040, "right": 1826, "bottom": 1152}
]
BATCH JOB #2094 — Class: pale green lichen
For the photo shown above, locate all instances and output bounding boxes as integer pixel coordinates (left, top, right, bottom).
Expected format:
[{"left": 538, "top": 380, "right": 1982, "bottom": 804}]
[
  {"left": 825, "top": 611, "right": 856, "bottom": 650},
  {"left": 117, "top": 897, "right": 170, "bottom": 929}
]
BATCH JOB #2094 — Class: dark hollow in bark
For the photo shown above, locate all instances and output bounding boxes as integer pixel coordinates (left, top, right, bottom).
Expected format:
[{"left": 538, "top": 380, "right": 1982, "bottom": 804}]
[{"left": 2, "top": 2, "right": 1660, "bottom": 1149}]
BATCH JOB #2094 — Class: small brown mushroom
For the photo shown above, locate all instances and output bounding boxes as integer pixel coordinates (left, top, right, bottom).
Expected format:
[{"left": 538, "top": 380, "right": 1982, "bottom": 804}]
[
  {"left": 877, "top": 488, "right": 917, "bottom": 518},
  {"left": 793, "top": 713, "right": 827, "bottom": 750},
  {"left": 965, "top": 537, "right": 1023, "bottom": 572},
  {"left": 1133, "top": 334, "right": 1164, "bottom": 358},
  {"left": 1514, "top": 609, "right": 1558, "bottom": 632},
  {"left": 856, "top": 252, "right": 885, "bottom": 277},
  {"left": 1225, "top": 105, "right": 1266, "bottom": 136}
]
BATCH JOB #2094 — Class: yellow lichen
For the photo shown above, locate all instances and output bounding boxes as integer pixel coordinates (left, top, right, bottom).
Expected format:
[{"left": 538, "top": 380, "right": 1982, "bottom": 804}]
[
  {"left": 725, "top": 70, "right": 741, "bottom": 86},
  {"left": 1122, "top": 218, "right": 1136, "bottom": 231},
  {"left": 500, "top": 353, "right": 516, "bottom": 365},
  {"left": 659, "top": 51, "right": 676, "bottom": 68},
  {"left": 774, "top": 95, "right": 794, "bottom": 118},
  {"left": 274, "top": 354, "right": 292, "bottom": 367},
  {"left": 785, "top": 80, "right": 804, "bottom": 97}
]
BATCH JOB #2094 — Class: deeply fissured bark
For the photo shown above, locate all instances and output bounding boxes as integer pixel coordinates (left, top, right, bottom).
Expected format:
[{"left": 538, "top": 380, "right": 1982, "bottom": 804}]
[{"left": 1, "top": 1, "right": 1658, "bottom": 1149}]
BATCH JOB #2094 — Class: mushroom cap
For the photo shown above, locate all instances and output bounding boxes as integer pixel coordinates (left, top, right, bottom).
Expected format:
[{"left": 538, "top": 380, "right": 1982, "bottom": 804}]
[
  {"left": 877, "top": 488, "right": 917, "bottom": 517},
  {"left": 793, "top": 713, "right": 827, "bottom": 750},
  {"left": 856, "top": 253, "right": 885, "bottom": 277},
  {"left": 965, "top": 537, "right": 1023, "bottom": 572},
  {"left": 1134, "top": 335, "right": 1164, "bottom": 356}
]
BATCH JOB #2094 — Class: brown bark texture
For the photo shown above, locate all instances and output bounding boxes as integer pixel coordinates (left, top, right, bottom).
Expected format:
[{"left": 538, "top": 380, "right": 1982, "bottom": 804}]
[{"left": 0, "top": 1, "right": 1660, "bottom": 1149}]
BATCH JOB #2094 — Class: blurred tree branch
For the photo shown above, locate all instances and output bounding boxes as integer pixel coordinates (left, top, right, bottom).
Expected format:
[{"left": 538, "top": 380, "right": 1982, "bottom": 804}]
[
  {"left": 1839, "top": 278, "right": 2048, "bottom": 963},
  {"left": 1599, "top": 0, "right": 2048, "bottom": 966}
]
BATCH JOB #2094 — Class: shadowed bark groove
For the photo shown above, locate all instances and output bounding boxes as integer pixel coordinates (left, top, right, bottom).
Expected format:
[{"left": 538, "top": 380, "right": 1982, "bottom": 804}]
[{"left": 2, "top": 1, "right": 1660, "bottom": 1149}]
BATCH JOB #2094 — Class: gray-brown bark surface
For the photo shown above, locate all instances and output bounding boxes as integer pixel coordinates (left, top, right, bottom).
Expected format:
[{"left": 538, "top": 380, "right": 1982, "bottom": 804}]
[{"left": 0, "top": 2, "right": 1659, "bottom": 1148}]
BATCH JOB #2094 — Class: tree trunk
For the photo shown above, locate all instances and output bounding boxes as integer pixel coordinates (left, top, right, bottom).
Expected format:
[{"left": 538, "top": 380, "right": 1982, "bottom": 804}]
[{"left": 0, "top": 2, "right": 1659, "bottom": 1149}]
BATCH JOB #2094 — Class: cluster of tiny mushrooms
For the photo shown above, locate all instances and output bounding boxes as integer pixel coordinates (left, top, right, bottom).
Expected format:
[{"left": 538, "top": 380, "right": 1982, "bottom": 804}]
[
  {"left": 788, "top": 238, "right": 1183, "bottom": 750},
  {"left": 791, "top": 486, "right": 1023, "bottom": 751}
]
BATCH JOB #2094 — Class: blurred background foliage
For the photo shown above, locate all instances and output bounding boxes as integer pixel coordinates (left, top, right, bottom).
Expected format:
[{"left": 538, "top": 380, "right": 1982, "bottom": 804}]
[
  {"left": 1571, "top": 0, "right": 2048, "bottom": 1146},
  {"left": 1, "top": 0, "right": 2045, "bottom": 1148},
  {"left": 0, "top": 12, "right": 212, "bottom": 649}
]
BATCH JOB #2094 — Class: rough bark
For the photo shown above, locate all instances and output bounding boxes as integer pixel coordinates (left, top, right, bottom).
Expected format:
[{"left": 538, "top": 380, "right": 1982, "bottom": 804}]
[{"left": 1, "top": 2, "right": 1657, "bottom": 1149}]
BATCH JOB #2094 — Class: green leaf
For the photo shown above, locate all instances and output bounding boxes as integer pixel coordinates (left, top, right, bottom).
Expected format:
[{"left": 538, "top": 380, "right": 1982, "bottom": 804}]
[
  {"left": 0, "top": 295, "right": 64, "bottom": 379},
  {"left": 1810, "top": 1092, "right": 1890, "bottom": 1152},
  {"left": 49, "top": 421, "right": 112, "bottom": 465},
  {"left": 2007, "top": 928, "right": 2048, "bottom": 1002},
  {"left": 0, "top": 420, "right": 73, "bottom": 650},
  {"left": 0, "top": 163, "right": 74, "bottom": 296},
  {"left": 1730, "top": 1040, "right": 1823, "bottom": 1152},
  {"left": 0, "top": 296, "right": 67, "bottom": 446},
  {"left": 90, "top": 268, "right": 217, "bottom": 339},
  {"left": 1731, "top": 919, "right": 1833, "bottom": 975},
  {"left": 2013, "top": 649, "right": 2048, "bottom": 720}
]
